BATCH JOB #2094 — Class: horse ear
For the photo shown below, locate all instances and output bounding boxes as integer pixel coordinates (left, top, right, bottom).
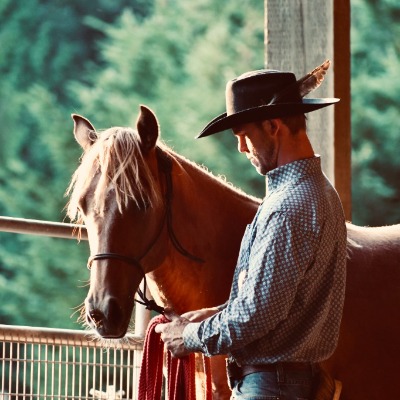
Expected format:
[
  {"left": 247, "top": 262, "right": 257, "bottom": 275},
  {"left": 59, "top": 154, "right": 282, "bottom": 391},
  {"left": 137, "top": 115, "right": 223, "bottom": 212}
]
[
  {"left": 136, "top": 105, "right": 159, "bottom": 154},
  {"left": 71, "top": 114, "right": 97, "bottom": 151}
]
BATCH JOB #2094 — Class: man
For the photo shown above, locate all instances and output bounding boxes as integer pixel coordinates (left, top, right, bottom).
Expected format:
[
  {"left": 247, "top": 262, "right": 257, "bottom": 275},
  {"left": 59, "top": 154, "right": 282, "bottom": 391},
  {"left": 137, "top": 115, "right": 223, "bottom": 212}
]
[{"left": 155, "top": 61, "right": 347, "bottom": 399}]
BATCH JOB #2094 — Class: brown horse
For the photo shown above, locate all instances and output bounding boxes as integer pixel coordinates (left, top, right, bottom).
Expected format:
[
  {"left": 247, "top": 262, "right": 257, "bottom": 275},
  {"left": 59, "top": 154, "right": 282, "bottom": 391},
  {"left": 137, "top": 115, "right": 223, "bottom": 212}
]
[{"left": 67, "top": 106, "right": 400, "bottom": 400}]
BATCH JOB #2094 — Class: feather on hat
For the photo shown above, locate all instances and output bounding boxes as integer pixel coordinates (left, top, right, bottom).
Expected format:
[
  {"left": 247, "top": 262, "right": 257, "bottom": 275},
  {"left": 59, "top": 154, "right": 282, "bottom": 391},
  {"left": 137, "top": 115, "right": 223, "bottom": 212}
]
[{"left": 196, "top": 60, "right": 339, "bottom": 138}]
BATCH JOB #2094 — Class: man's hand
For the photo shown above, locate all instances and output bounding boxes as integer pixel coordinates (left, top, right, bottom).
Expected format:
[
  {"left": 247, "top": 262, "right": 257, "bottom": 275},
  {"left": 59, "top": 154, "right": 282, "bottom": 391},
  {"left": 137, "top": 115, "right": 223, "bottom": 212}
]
[{"left": 155, "top": 310, "right": 191, "bottom": 358}]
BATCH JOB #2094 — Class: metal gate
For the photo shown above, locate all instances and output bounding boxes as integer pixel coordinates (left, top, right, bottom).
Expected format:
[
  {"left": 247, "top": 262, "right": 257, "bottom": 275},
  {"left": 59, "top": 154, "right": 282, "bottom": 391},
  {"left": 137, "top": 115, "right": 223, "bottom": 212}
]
[{"left": 0, "top": 324, "right": 144, "bottom": 400}]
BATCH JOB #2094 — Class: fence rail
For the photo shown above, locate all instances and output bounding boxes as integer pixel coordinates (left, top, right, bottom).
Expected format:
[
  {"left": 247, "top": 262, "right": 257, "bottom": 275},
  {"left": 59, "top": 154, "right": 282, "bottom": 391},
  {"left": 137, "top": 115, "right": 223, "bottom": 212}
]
[
  {"left": 0, "top": 217, "right": 87, "bottom": 241},
  {"left": 0, "top": 216, "right": 152, "bottom": 399},
  {"left": 0, "top": 324, "right": 144, "bottom": 399}
]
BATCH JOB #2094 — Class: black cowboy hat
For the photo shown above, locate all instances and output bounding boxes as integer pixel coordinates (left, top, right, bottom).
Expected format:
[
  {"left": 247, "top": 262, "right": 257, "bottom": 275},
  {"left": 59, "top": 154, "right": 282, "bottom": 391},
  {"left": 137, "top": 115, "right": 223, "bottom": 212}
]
[{"left": 196, "top": 60, "right": 339, "bottom": 138}]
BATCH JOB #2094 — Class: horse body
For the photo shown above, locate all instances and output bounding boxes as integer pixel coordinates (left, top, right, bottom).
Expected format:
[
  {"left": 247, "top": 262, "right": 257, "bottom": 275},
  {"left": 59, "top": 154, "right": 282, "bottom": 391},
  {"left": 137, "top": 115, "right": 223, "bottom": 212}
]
[
  {"left": 68, "top": 106, "right": 400, "bottom": 399},
  {"left": 323, "top": 224, "right": 400, "bottom": 399}
]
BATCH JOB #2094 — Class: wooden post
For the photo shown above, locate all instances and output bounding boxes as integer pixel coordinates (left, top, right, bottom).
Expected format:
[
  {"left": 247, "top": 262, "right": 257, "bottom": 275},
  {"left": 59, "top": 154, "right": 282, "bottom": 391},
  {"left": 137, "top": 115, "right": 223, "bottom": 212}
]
[
  {"left": 265, "top": 0, "right": 351, "bottom": 219},
  {"left": 333, "top": 0, "right": 351, "bottom": 219}
]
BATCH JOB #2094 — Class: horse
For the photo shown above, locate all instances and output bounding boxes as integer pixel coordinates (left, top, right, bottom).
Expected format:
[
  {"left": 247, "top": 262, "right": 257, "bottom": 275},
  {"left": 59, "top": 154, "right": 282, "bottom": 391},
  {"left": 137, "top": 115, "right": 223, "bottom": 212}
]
[{"left": 67, "top": 105, "right": 400, "bottom": 400}]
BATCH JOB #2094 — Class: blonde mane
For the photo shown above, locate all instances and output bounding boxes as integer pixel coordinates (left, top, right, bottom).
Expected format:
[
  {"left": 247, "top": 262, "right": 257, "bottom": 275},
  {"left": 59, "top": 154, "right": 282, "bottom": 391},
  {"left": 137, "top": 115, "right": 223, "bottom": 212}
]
[
  {"left": 66, "top": 127, "right": 163, "bottom": 222},
  {"left": 67, "top": 124, "right": 260, "bottom": 224}
]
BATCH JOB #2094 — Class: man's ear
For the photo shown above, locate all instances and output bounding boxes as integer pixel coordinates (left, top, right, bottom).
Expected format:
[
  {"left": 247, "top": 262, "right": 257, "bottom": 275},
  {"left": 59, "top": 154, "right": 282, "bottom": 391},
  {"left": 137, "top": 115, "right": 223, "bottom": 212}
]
[
  {"left": 268, "top": 118, "right": 282, "bottom": 135},
  {"left": 260, "top": 119, "right": 281, "bottom": 139}
]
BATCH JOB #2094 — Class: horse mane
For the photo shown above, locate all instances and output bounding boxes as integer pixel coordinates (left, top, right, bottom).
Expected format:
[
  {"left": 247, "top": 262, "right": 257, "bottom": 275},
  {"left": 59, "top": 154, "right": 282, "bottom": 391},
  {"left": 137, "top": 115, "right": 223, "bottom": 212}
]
[
  {"left": 168, "top": 148, "right": 260, "bottom": 204},
  {"left": 66, "top": 126, "right": 163, "bottom": 222},
  {"left": 66, "top": 125, "right": 260, "bottom": 223}
]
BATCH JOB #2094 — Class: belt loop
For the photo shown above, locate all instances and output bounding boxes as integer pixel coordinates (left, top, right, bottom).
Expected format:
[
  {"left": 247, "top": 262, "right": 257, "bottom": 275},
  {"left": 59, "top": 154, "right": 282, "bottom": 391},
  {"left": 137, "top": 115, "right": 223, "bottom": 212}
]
[{"left": 276, "top": 362, "right": 285, "bottom": 384}]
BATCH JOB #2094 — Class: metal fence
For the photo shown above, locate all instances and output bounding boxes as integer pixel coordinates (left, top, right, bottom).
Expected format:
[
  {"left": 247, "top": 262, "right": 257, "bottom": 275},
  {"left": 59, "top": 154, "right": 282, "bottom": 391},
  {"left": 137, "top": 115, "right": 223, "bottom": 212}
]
[
  {"left": 0, "top": 325, "right": 144, "bottom": 400},
  {"left": 0, "top": 217, "right": 151, "bottom": 400}
]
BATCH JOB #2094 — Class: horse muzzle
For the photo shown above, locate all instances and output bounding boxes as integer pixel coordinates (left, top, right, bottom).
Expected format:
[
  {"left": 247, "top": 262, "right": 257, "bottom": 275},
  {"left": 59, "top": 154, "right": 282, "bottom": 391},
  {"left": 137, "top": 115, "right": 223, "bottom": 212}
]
[{"left": 85, "top": 296, "right": 131, "bottom": 339}]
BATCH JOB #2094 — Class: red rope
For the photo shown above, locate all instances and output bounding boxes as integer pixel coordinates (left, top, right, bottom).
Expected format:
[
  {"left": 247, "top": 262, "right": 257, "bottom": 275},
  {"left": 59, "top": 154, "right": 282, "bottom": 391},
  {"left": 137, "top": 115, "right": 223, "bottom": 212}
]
[
  {"left": 138, "top": 316, "right": 165, "bottom": 400},
  {"left": 138, "top": 314, "right": 212, "bottom": 400}
]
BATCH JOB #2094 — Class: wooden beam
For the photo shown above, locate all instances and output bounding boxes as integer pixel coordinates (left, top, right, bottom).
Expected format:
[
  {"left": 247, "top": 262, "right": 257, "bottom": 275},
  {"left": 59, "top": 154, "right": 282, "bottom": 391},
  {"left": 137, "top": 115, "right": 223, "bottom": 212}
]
[
  {"left": 333, "top": 0, "right": 352, "bottom": 219},
  {"left": 264, "top": 0, "right": 351, "bottom": 219}
]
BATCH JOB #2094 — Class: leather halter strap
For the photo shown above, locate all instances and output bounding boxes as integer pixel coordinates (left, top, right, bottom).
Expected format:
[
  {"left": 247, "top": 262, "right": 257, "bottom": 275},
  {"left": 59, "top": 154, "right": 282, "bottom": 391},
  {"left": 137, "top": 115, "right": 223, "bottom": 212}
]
[
  {"left": 87, "top": 252, "right": 165, "bottom": 314},
  {"left": 86, "top": 148, "right": 203, "bottom": 314}
]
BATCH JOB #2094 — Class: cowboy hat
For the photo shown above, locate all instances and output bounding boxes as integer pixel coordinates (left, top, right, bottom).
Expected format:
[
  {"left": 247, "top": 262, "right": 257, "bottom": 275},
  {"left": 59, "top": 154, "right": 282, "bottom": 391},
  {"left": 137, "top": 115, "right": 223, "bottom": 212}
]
[{"left": 196, "top": 60, "right": 339, "bottom": 138}]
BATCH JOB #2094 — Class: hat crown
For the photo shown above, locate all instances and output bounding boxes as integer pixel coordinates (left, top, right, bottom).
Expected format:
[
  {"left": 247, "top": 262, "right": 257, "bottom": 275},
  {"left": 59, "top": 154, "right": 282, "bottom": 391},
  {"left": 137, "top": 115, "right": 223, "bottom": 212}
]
[
  {"left": 196, "top": 61, "right": 338, "bottom": 138},
  {"left": 226, "top": 70, "right": 300, "bottom": 116}
]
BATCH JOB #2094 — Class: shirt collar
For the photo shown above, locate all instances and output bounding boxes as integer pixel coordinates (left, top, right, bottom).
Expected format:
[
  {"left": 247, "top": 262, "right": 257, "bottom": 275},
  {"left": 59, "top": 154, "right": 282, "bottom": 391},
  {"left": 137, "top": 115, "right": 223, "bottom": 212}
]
[{"left": 266, "top": 156, "right": 322, "bottom": 193}]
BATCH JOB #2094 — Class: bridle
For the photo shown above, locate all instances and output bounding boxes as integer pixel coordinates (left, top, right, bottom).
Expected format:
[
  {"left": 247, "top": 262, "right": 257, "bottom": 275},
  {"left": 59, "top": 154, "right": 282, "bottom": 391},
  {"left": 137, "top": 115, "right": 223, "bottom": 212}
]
[{"left": 86, "top": 147, "right": 204, "bottom": 314}]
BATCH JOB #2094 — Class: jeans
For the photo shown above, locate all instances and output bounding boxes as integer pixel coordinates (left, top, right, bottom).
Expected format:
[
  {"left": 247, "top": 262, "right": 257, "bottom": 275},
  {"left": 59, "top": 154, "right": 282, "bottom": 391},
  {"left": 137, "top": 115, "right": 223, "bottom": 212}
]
[{"left": 230, "top": 365, "right": 317, "bottom": 400}]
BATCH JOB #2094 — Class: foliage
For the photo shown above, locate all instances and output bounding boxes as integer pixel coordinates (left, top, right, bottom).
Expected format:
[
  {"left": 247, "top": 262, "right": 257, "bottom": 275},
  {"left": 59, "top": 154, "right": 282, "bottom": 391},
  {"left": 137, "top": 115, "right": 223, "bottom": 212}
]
[
  {"left": 0, "top": 233, "right": 88, "bottom": 327},
  {"left": 70, "top": 0, "right": 265, "bottom": 195},
  {"left": 351, "top": 0, "right": 400, "bottom": 224}
]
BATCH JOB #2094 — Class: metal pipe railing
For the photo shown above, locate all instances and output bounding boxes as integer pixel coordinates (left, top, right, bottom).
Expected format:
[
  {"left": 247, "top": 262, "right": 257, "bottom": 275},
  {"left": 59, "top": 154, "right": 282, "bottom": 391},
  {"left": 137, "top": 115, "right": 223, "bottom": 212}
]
[
  {"left": 0, "top": 216, "right": 87, "bottom": 240},
  {"left": 0, "top": 324, "right": 143, "bottom": 349}
]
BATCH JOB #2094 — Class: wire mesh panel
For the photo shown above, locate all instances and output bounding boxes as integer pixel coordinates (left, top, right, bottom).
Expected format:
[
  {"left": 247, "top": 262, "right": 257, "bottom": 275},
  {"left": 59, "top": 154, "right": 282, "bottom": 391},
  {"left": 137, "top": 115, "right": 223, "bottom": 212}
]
[{"left": 0, "top": 325, "right": 144, "bottom": 400}]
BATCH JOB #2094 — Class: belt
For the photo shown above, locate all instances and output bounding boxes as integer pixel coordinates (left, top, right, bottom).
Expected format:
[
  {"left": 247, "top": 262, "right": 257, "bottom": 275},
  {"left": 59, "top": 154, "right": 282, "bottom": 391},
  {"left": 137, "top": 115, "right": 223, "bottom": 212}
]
[
  {"left": 241, "top": 362, "right": 316, "bottom": 377},
  {"left": 226, "top": 360, "right": 319, "bottom": 390}
]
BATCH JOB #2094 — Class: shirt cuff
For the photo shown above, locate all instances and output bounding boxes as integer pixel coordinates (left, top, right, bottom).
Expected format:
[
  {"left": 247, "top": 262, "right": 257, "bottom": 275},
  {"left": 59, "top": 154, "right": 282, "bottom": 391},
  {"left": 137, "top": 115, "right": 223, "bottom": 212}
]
[{"left": 182, "top": 322, "right": 204, "bottom": 352}]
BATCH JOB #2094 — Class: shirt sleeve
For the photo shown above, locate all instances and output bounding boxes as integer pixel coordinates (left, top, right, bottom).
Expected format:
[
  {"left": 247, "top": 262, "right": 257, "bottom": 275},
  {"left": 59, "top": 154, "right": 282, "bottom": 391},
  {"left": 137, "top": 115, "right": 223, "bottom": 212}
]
[{"left": 182, "top": 211, "right": 319, "bottom": 356}]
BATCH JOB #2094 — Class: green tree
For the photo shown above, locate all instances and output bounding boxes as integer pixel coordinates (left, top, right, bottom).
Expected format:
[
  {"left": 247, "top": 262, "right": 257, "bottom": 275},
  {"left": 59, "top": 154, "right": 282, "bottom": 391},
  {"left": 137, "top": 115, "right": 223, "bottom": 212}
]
[
  {"left": 70, "top": 0, "right": 265, "bottom": 197},
  {"left": 351, "top": 0, "right": 400, "bottom": 225}
]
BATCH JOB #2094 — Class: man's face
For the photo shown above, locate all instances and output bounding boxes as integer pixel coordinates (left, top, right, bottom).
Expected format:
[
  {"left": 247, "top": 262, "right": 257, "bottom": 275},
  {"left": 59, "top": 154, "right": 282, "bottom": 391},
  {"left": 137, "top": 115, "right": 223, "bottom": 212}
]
[{"left": 232, "top": 120, "right": 278, "bottom": 175}]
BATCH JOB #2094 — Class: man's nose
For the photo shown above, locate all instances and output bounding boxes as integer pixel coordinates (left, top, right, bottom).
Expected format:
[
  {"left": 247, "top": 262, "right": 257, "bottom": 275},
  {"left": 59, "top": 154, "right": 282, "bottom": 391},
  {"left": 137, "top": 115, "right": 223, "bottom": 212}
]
[{"left": 237, "top": 136, "right": 249, "bottom": 153}]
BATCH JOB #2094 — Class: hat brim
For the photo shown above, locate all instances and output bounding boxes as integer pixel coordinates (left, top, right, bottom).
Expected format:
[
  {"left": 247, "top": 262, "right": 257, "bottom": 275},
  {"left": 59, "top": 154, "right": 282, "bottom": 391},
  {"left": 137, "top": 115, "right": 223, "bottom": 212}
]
[{"left": 196, "top": 98, "right": 339, "bottom": 138}]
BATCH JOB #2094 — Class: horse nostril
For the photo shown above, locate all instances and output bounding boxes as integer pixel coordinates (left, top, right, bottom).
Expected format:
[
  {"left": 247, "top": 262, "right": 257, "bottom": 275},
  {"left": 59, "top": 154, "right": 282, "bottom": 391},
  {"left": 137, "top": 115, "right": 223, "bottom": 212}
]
[
  {"left": 87, "top": 309, "right": 104, "bottom": 329},
  {"left": 84, "top": 298, "right": 128, "bottom": 338}
]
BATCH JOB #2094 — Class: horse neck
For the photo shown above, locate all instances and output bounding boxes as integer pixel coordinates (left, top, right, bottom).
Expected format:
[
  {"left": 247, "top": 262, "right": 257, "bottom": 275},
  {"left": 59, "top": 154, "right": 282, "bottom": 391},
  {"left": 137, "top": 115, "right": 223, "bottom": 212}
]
[
  {"left": 171, "top": 154, "right": 260, "bottom": 256},
  {"left": 147, "top": 152, "right": 260, "bottom": 312}
]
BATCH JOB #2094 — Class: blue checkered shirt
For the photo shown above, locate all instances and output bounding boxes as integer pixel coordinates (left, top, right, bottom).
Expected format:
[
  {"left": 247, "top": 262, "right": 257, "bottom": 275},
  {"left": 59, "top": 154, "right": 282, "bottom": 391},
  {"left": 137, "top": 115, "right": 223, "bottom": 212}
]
[{"left": 183, "top": 156, "right": 347, "bottom": 365}]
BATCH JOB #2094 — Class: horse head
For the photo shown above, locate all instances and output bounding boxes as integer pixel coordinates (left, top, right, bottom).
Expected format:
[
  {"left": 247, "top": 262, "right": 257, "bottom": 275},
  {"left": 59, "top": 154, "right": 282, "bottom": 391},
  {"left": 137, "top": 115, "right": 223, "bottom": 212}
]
[{"left": 67, "top": 106, "right": 168, "bottom": 338}]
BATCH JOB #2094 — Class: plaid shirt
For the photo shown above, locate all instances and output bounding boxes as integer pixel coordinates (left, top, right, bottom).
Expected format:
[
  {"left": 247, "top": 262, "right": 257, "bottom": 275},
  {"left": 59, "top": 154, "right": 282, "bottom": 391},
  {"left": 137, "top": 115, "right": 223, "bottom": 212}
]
[{"left": 183, "top": 156, "right": 347, "bottom": 365}]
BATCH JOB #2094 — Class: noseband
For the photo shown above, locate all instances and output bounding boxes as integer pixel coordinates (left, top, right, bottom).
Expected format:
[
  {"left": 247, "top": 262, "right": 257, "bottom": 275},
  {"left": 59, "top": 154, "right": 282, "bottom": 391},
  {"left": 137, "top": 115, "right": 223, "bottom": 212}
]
[
  {"left": 87, "top": 148, "right": 204, "bottom": 314},
  {"left": 87, "top": 252, "right": 165, "bottom": 314}
]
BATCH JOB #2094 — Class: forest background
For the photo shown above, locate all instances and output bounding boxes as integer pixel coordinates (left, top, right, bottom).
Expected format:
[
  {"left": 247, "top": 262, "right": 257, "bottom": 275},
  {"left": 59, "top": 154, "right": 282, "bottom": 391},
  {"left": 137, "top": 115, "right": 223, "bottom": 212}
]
[{"left": 0, "top": 0, "right": 399, "bottom": 329}]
